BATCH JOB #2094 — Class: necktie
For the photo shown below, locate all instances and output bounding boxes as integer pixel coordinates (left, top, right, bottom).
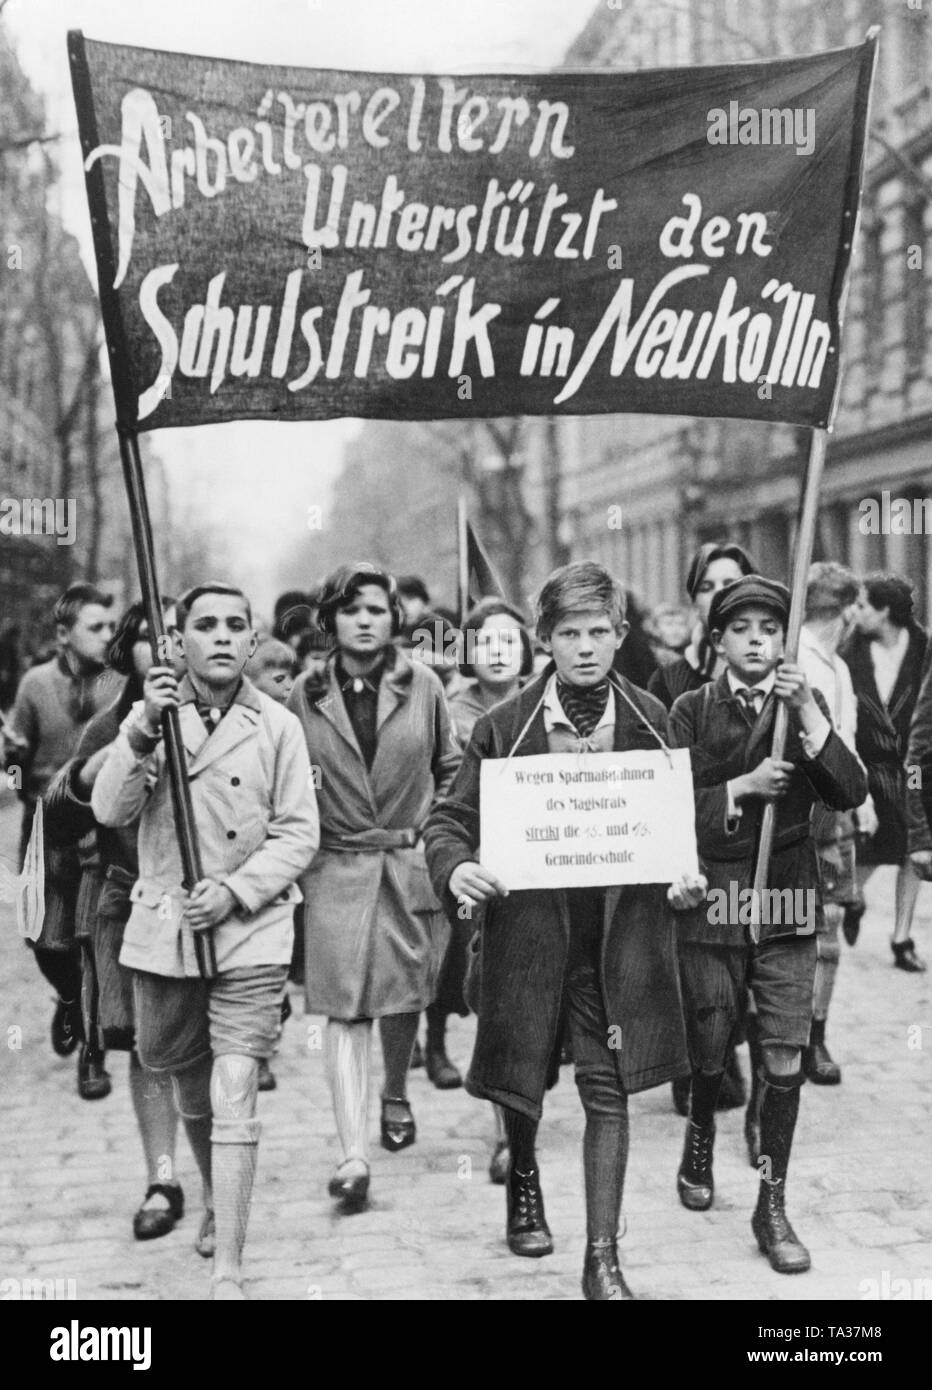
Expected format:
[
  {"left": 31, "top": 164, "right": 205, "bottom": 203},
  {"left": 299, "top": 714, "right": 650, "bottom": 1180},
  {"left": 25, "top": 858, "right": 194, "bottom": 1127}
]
[{"left": 737, "top": 686, "right": 763, "bottom": 718}]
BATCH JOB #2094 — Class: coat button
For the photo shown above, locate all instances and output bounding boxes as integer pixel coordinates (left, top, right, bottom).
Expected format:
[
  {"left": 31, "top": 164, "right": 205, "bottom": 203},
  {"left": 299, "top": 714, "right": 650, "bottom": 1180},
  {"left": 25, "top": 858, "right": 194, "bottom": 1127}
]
[
  {"left": 231, "top": 777, "right": 240, "bottom": 786},
  {"left": 227, "top": 830, "right": 236, "bottom": 840}
]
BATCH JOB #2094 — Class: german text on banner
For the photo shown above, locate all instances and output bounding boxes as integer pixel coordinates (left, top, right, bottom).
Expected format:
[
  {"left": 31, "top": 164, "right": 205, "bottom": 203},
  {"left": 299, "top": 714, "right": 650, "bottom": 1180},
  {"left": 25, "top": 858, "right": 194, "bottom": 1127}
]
[
  {"left": 69, "top": 33, "right": 875, "bottom": 431},
  {"left": 479, "top": 750, "right": 699, "bottom": 890}
]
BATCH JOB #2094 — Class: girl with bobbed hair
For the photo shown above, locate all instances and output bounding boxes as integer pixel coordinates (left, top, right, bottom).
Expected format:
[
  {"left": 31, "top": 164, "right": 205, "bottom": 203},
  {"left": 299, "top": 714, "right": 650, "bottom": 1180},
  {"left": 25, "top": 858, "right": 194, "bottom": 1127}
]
[
  {"left": 288, "top": 563, "right": 460, "bottom": 1211},
  {"left": 447, "top": 598, "right": 534, "bottom": 747},
  {"left": 425, "top": 598, "right": 534, "bottom": 1161},
  {"left": 648, "top": 541, "right": 756, "bottom": 710}
]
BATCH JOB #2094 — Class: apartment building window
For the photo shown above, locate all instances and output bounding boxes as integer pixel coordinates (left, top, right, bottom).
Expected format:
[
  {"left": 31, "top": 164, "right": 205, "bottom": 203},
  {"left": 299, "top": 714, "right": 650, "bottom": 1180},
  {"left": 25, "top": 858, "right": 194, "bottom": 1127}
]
[{"left": 904, "top": 197, "right": 928, "bottom": 379}]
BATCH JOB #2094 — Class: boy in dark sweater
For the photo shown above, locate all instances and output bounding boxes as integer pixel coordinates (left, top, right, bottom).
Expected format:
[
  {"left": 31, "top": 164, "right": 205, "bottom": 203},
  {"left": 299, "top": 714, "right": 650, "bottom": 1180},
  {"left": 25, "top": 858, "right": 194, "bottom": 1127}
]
[{"left": 669, "top": 576, "right": 866, "bottom": 1273}]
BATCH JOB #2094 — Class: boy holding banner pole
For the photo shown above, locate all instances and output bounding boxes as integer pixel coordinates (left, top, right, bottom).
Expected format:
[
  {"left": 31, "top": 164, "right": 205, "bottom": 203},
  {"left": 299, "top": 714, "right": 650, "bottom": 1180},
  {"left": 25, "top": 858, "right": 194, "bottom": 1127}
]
[
  {"left": 425, "top": 561, "right": 704, "bottom": 1300},
  {"left": 668, "top": 576, "right": 866, "bottom": 1273},
  {"left": 91, "top": 584, "right": 319, "bottom": 1298}
]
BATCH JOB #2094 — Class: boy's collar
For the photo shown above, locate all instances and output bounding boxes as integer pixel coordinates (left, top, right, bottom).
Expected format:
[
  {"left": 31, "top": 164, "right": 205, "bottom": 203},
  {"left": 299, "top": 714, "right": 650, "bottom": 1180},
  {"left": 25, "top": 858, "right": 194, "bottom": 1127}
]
[
  {"left": 178, "top": 673, "right": 261, "bottom": 710},
  {"left": 725, "top": 668, "right": 776, "bottom": 696}
]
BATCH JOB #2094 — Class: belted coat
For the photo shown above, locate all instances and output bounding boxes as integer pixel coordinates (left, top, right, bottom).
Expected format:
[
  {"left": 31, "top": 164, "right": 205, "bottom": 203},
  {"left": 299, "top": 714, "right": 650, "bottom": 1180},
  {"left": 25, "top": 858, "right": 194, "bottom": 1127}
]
[
  {"left": 287, "top": 647, "right": 460, "bottom": 1019},
  {"left": 423, "top": 664, "right": 689, "bottom": 1120}
]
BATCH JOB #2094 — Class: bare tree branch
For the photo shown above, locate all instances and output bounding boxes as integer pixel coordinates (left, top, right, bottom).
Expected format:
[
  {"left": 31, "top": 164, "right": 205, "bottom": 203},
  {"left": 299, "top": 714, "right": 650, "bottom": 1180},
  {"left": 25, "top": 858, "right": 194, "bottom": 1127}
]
[{"left": 870, "top": 130, "right": 932, "bottom": 200}]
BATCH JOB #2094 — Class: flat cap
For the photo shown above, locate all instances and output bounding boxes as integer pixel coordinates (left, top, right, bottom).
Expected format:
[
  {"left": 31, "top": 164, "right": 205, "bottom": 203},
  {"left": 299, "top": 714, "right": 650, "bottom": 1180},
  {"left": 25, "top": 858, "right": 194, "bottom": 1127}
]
[{"left": 708, "top": 574, "right": 790, "bottom": 633}]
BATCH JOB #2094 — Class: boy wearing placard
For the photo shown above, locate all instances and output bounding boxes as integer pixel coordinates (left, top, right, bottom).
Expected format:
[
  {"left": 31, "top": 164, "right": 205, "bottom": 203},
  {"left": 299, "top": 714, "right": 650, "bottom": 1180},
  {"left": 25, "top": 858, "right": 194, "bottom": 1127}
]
[
  {"left": 668, "top": 576, "right": 866, "bottom": 1274},
  {"left": 424, "top": 561, "right": 703, "bottom": 1301}
]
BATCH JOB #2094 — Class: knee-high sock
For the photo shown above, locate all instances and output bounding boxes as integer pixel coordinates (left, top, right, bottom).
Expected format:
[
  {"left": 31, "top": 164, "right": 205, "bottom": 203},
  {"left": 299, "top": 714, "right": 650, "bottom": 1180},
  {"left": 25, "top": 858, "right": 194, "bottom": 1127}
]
[
  {"left": 326, "top": 1020, "right": 371, "bottom": 1164},
  {"left": 577, "top": 1072, "right": 629, "bottom": 1242},
  {"left": 211, "top": 1055, "right": 260, "bottom": 1281},
  {"left": 79, "top": 941, "right": 102, "bottom": 1056},
  {"left": 690, "top": 1070, "right": 724, "bottom": 1128},
  {"left": 171, "top": 1053, "right": 213, "bottom": 1206},
  {"left": 379, "top": 1012, "right": 418, "bottom": 1099},
  {"left": 129, "top": 1051, "right": 179, "bottom": 1189},
  {"left": 813, "top": 907, "right": 842, "bottom": 1023},
  {"left": 502, "top": 1106, "right": 539, "bottom": 1173},
  {"left": 211, "top": 1127, "right": 259, "bottom": 1281},
  {"left": 425, "top": 1002, "right": 446, "bottom": 1052},
  {"left": 746, "top": 1011, "right": 763, "bottom": 1117},
  {"left": 33, "top": 945, "right": 83, "bottom": 1012},
  {"left": 757, "top": 1068, "right": 803, "bottom": 1184}
]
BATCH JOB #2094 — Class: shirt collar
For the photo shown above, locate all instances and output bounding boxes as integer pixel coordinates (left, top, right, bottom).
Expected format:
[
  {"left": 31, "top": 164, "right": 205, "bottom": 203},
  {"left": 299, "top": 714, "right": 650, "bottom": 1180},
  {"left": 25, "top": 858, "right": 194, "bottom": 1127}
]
[
  {"left": 336, "top": 655, "right": 385, "bottom": 694},
  {"left": 726, "top": 668, "right": 776, "bottom": 698},
  {"left": 800, "top": 625, "right": 836, "bottom": 667},
  {"left": 178, "top": 673, "right": 261, "bottom": 712}
]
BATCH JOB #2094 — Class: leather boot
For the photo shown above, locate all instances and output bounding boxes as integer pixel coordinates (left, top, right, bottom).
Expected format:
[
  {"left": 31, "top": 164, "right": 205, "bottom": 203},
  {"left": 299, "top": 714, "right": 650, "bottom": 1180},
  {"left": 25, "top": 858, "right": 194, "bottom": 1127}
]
[
  {"left": 77, "top": 1042, "right": 111, "bottom": 1100},
  {"left": 802, "top": 1019, "right": 841, "bottom": 1085},
  {"left": 582, "top": 1239, "right": 634, "bottom": 1300},
  {"left": 506, "top": 1165, "right": 553, "bottom": 1257},
  {"left": 676, "top": 1119, "right": 715, "bottom": 1211},
  {"left": 753, "top": 1068, "right": 809, "bottom": 1273},
  {"left": 752, "top": 1177, "right": 811, "bottom": 1273}
]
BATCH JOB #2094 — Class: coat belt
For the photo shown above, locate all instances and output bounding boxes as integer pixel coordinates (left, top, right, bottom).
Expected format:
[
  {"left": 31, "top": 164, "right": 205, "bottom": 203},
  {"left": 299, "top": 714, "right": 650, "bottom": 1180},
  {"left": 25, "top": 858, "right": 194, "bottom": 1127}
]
[{"left": 320, "top": 828, "right": 418, "bottom": 852}]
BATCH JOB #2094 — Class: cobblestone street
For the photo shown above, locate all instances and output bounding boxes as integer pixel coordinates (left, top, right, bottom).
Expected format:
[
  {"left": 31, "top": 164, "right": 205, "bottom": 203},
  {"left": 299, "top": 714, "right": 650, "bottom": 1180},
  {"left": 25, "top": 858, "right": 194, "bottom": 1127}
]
[{"left": 1, "top": 797, "right": 930, "bottom": 1302}]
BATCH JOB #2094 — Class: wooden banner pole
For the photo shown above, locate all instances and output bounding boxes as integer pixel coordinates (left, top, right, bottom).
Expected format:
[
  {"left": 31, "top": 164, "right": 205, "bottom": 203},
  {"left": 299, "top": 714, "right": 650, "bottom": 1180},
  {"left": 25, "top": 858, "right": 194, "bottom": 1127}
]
[
  {"left": 70, "top": 33, "right": 215, "bottom": 977},
  {"left": 457, "top": 494, "right": 470, "bottom": 626},
  {"left": 749, "top": 428, "right": 828, "bottom": 944},
  {"left": 117, "top": 426, "right": 217, "bottom": 979},
  {"left": 748, "top": 30, "right": 879, "bottom": 942}
]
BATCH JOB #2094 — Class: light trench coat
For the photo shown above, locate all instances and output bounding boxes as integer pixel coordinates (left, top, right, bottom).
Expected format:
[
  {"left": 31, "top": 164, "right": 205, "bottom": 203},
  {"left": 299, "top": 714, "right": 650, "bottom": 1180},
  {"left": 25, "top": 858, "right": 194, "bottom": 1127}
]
[
  {"left": 91, "top": 676, "right": 319, "bottom": 978},
  {"left": 287, "top": 648, "right": 460, "bottom": 1019}
]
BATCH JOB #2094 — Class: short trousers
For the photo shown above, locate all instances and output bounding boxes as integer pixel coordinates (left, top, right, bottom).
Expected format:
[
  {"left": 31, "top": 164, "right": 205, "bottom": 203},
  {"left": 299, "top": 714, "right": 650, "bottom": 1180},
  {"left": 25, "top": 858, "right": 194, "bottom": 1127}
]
[
  {"left": 678, "top": 933, "right": 817, "bottom": 1070},
  {"left": 814, "top": 808, "right": 861, "bottom": 910},
  {"left": 133, "top": 964, "right": 289, "bottom": 1073}
]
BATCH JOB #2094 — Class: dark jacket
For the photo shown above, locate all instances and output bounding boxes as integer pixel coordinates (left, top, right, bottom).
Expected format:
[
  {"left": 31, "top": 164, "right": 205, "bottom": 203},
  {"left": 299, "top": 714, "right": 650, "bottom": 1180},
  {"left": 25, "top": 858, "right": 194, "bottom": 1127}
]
[
  {"left": 841, "top": 625, "right": 927, "bottom": 864},
  {"left": 905, "top": 643, "right": 932, "bottom": 854},
  {"left": 43, "top": 686, "right": 143, "bottom": 953},
  {"left": 668, "top": 673, "right": 868, "bottom": 945},
  {"left": 44, "top": 684, "right": 139, "bottom": 875},
  {"left": 647, "top": 653, "right": 708, "bottom": 711},
  {"left": 424, "top": 664, "right": 689, "bottom": 1120}
]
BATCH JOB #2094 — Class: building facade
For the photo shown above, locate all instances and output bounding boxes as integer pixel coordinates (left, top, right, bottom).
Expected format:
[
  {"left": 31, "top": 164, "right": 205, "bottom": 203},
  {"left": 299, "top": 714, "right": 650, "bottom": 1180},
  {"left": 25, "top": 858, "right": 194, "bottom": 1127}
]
[{"left": 559, "top": 0, "right": 932, "bottom": 617}]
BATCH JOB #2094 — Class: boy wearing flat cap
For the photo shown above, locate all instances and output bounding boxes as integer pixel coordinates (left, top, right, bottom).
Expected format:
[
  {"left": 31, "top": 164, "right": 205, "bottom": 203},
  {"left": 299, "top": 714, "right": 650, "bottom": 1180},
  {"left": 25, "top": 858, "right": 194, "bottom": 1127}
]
[{"left": 668, "top": 575, "right": 866, "bottom": 1273}]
